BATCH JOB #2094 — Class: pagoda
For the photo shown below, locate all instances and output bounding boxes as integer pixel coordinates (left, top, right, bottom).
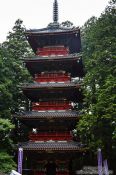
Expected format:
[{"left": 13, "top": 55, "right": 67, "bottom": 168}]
[{"left": 16, "top": 0, "right": 85, "bottom": 174}]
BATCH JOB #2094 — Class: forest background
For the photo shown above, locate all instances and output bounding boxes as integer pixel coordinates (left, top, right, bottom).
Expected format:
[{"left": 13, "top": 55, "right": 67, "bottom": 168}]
[{"left": 0, "top": 0, "right": 115, "bottom": 173}]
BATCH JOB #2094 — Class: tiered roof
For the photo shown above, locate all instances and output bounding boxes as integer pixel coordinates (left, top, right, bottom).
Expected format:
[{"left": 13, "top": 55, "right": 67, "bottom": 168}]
[
  {"left": 15, "top": 110, "right": 80, "bottom": 129},
  {"left": 25, "top": 27, "right": 81, "bottom": 54},
  {"left": 22, "top": 82, "right": 83, "bottom": 102},
  {"left": 24, "top": 55, "right": 84, "bottom": 77},
  {"left": 16, "top": 110, "right": 79, "bottom": 119},
  {"left": 19, "top": 141, "right": 84, "bottom": 151},
  {"left": 16, "top": 0, "right": 85, "bottom": 155}
]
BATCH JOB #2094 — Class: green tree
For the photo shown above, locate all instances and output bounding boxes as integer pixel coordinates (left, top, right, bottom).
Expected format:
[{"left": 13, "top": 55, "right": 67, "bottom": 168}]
[
  {"left": 77, "top": 0, "right": 116, "bottom": 171},
  {"left": 0, "top": 19, "right": 32, "bottom": 173},
  {"left": 0, "top": 151, "right": 16, "bottom": 173},
  {"left": 0, "top": 118, "right": 16, "bottom": 173},
  {"left": 60, "top": 20, "right": 74, "bottom": 28},
  {"left": 2, "top": 19, "right": 32, "bottom": 113}
]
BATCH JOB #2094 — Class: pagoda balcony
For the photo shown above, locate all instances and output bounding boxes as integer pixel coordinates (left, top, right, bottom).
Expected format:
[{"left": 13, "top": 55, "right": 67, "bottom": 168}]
[
  {"left": 29, "top": 132, "right": 73, "bottom": 142},
  {"left": 34, "top": 73, "right": 71, "bottom": 83},
  {"left": 36, "top": 46, "right": 69, "bottom": 56},
  {"left": 32, "top": 101, "right": 72, "bottom": 111}
]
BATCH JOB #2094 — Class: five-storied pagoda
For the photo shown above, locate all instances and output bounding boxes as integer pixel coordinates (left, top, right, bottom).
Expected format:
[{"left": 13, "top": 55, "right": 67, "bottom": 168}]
[{"left": 16, "top": 0, "right": 85, "bottom": 174}]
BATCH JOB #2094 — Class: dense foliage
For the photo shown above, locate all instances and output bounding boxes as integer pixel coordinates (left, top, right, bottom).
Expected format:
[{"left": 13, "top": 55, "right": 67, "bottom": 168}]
[
  {"left": 0, "top": 19, "right": 31, "bottom": 173},
  {"left": 77, "top": 0, "right": 116, "bottom": 171}
]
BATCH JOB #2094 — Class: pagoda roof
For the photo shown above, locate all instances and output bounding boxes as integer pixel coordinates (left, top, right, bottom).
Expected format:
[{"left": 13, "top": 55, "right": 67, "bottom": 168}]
[
  {"left": 25, "top": 26, "right": 80, "bottom": 35},
  {"left": 23, "top": 82, "right": 81, "bottom": 88},
  {"left": 15, "top": 110, "right": 80, "bottom": 129},
  {"left": 24, "top": 53, "right": 81, "bottom": 61},
  {"left": 25, "top": 25, "right": 81, "bottom": 54},
  {"left": 22, "top": 82, "right": 83, "bottom": 102},
  {"left": 16, "top": 110, "right": 80, "bottom": 119},
  {"left": 24, "top": 54, "right": 84, "bottom": 77},
  {"left": 19, "top": 141, "right": 85, "bottom": 151}
]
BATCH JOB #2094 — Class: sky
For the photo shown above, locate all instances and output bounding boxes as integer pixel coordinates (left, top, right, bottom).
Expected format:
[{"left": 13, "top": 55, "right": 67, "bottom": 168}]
[{"left": 0, "top": 0, "right": 110, "bottom": 43}]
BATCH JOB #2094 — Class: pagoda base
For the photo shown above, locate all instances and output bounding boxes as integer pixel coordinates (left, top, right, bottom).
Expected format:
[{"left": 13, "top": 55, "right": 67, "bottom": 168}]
[{"left": 20, "top": 149, "right": 86, "bottom": 175}]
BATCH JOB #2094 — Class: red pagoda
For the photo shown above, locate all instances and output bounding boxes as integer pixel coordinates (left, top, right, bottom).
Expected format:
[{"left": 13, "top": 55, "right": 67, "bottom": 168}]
[{"left": 16, "top": 0, "right": 85, "bottom": 174}]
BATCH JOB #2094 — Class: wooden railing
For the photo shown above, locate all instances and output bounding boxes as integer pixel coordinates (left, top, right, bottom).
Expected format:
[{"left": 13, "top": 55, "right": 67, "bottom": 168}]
[
  {"left": 32, "top": 101, "right": 72, "bottom": 111},
  {"left": 36, "top": 46, "right": 69, "bottom": 56},
  {"left": 34, "top": 76, "right": 71, "bottom": 83},
  {"left": 29, "top": 132, "right": 73, "bottom": 141},
  {"left": 34, "top": 73, "right": 71, "bottom": 83}
]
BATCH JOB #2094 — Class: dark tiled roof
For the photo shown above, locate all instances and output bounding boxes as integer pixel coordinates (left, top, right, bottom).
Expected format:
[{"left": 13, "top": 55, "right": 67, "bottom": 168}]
[
  {"left": 24, "top": 54, "right": 81, "bottom": 61},
  {"left": 24, "top": 55, "right": 84, "bottom": 78},
  {"left": 19, "top": 141, "right": 84, "bottom": 151},
  {"left": 25, "top": 26, "right": 79, "bottom": 35},
  {"left": 16, "top": 110, "right": 79, "bottom": 119},
  {"left": 22, "top": 82, "right": 81, "bottom": 89}
]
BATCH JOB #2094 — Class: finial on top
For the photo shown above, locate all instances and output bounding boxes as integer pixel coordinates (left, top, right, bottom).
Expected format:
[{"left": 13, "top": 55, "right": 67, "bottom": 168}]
[{"left": 53, "top": 0, "right": 58, "bottom": 23}]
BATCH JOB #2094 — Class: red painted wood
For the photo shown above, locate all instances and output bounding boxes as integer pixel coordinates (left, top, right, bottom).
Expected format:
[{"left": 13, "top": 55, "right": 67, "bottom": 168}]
[
  {"left": 32, "top": 101, "right": 72, "bottom": 111},
  {"left": 34, "top": 76, "right": 70, "bottom": 83},
  {"left": 36, "top": 46, "right": 69, "bottom": 56},
  {"left": 29, "top": 132, "right": 73, "bottom": 141},
  {"left": 34, "top": 73, "right": 71, "bottom": 83}
]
